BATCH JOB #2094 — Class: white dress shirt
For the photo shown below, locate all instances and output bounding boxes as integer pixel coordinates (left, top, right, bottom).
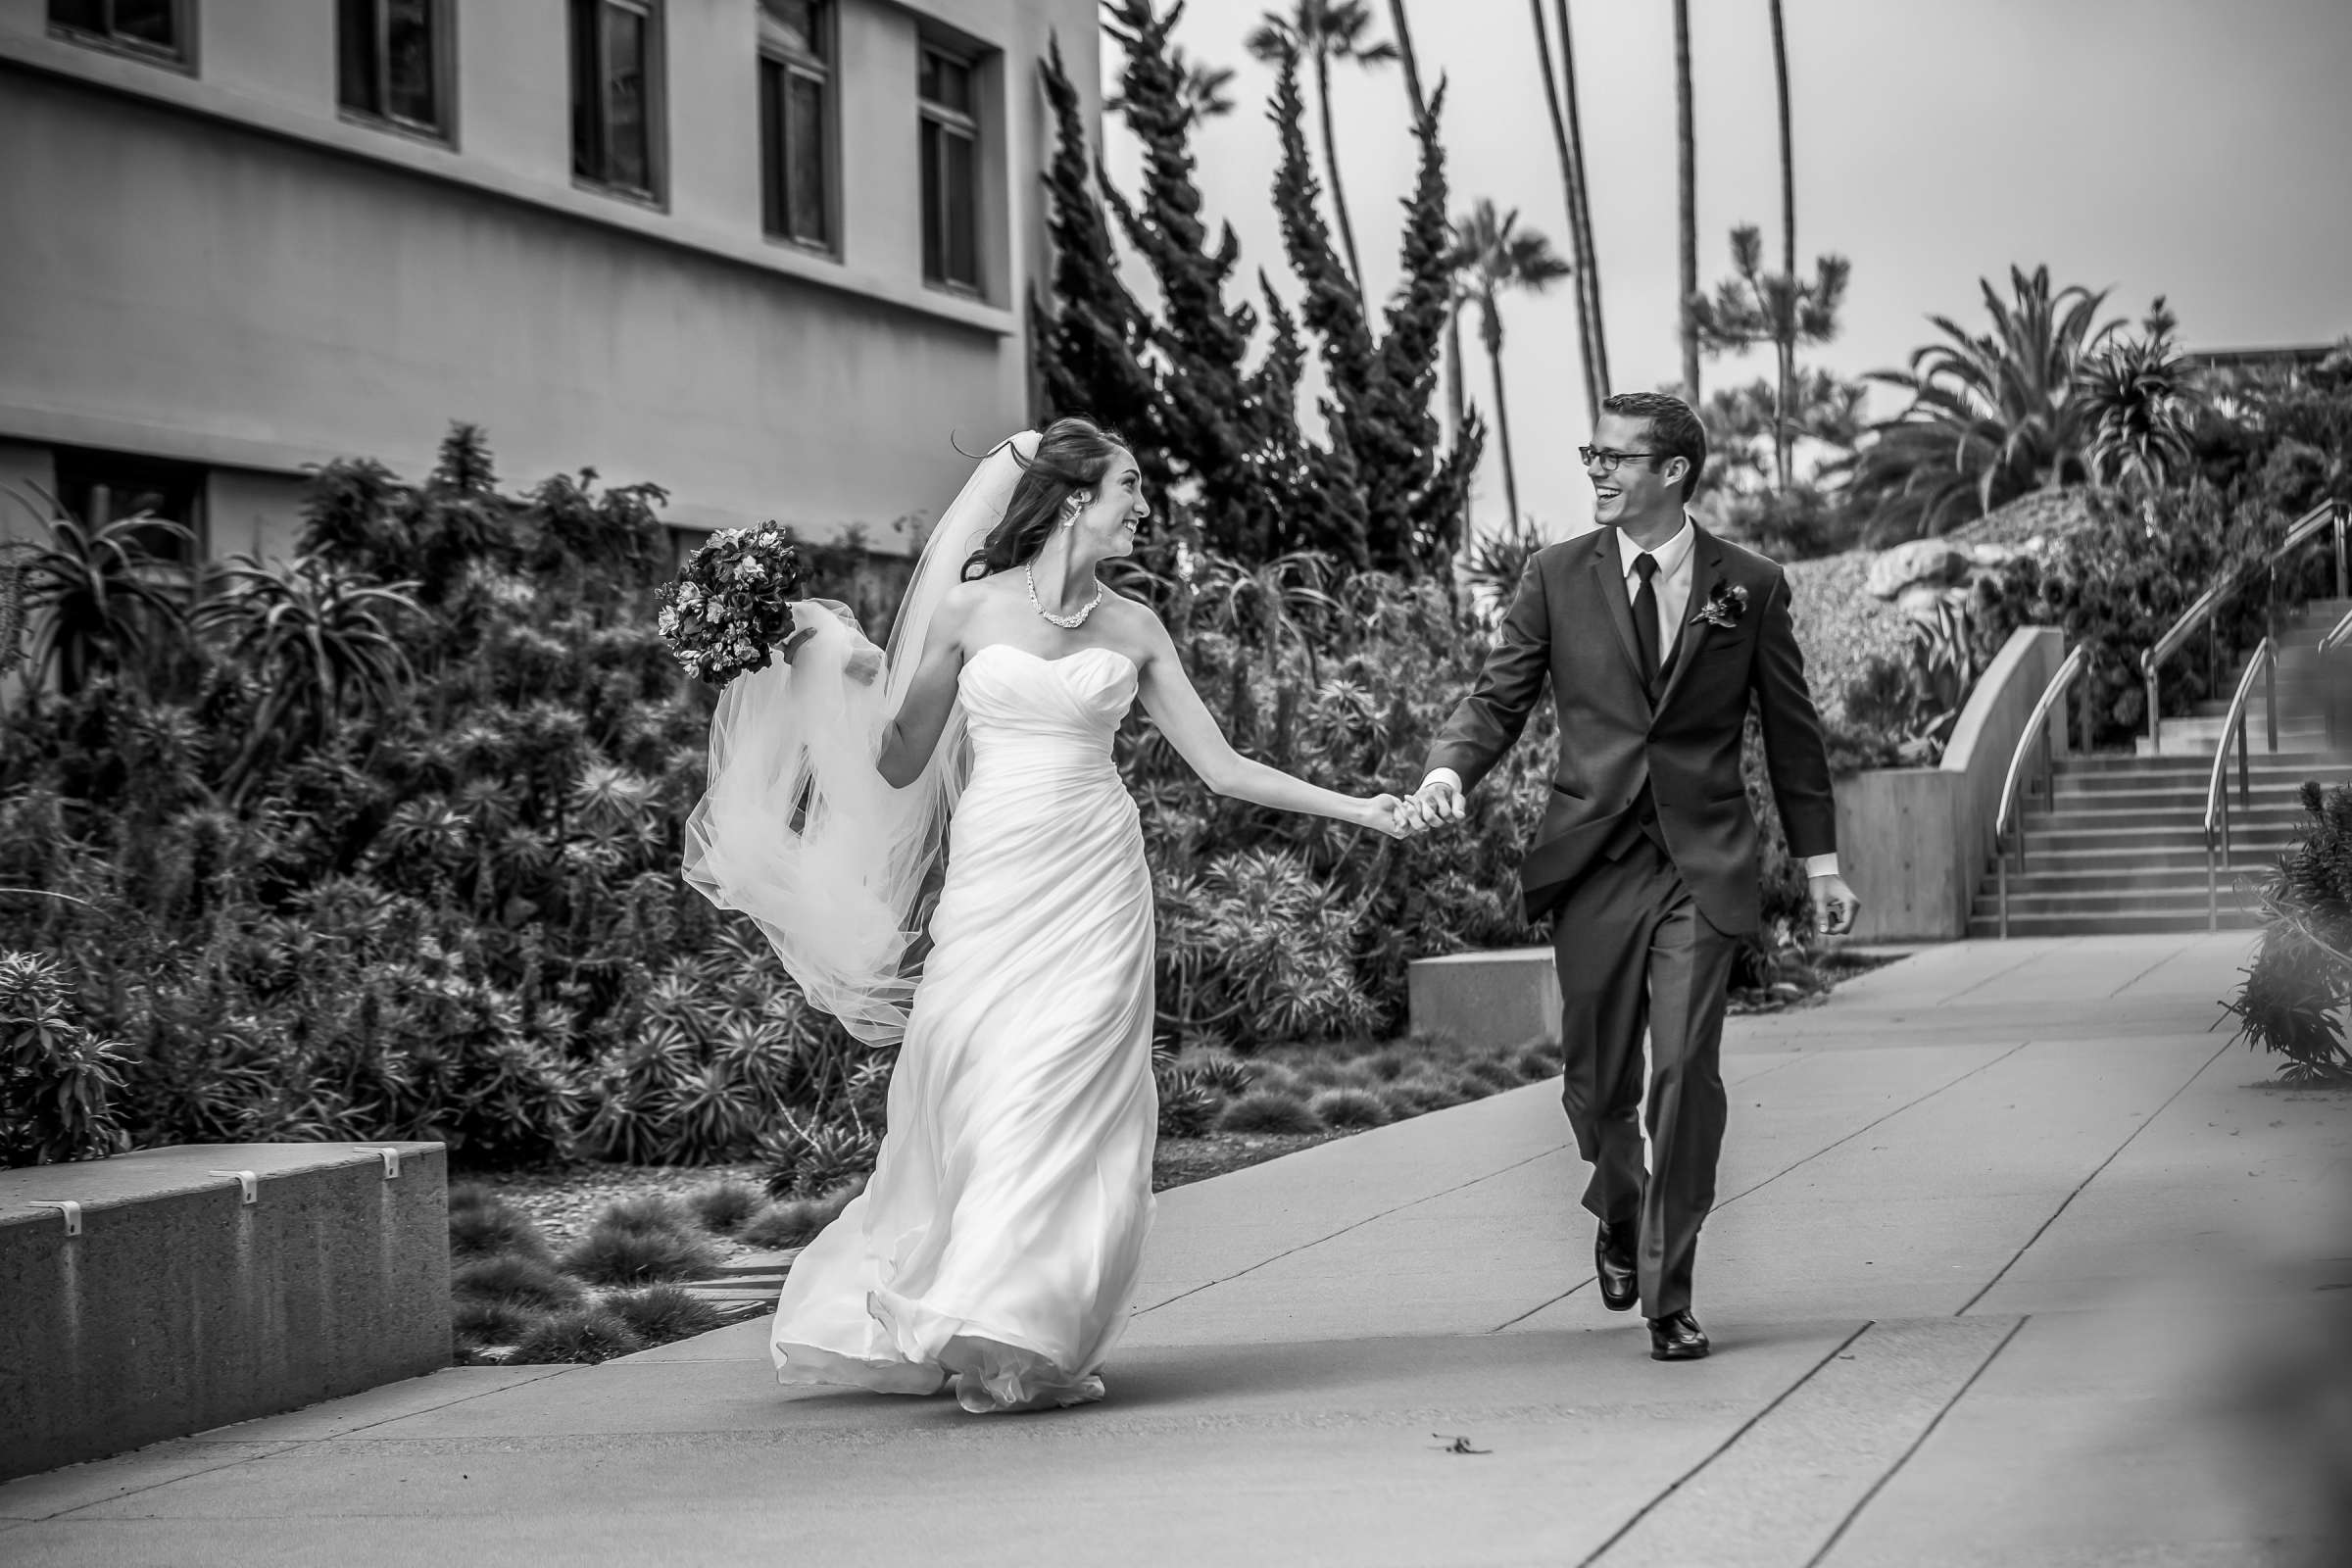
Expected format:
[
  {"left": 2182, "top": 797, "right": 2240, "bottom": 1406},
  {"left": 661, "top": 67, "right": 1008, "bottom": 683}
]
[{"left": 1428, "top": 517, "right": 1839, "bottom": 880}]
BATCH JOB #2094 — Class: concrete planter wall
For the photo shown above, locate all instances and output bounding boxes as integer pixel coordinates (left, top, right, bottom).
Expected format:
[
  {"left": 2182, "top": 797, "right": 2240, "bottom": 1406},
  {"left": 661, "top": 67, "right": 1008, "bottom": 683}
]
[
  {"left": 0, "top": 1142, "right": 449, "bottom": 1482},
  {"left": 1835, "top": 626, "right": 2069, "bottom": 942}
]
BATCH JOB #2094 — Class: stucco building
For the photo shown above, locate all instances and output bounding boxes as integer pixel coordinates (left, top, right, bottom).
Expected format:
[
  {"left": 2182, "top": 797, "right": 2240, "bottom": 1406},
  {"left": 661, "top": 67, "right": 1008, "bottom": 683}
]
[{"left": 0, "top": 0, "right": 1097, "bottom": 566}]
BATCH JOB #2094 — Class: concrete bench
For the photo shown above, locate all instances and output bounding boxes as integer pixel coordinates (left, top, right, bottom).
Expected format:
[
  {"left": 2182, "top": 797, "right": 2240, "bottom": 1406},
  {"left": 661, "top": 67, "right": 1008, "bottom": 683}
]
[
  {"left": 1406, "top": 948, "right": 1560, "bottom": 1051},
  {"left": 0, "top": 1141, "right": 449, "bottom": 1481}
]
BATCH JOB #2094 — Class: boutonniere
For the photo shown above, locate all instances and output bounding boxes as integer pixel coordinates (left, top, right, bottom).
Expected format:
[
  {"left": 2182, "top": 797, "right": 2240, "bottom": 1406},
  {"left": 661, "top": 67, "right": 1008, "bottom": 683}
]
[{"left": 1690, "top": 581, "right": 1748, "bottom": 629}]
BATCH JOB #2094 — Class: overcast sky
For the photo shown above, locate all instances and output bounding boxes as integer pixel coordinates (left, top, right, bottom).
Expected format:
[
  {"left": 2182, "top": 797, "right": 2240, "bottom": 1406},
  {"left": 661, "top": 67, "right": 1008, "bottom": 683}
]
[{"left": 1100, "top": 0, "right": 2352, "bottom": 537}]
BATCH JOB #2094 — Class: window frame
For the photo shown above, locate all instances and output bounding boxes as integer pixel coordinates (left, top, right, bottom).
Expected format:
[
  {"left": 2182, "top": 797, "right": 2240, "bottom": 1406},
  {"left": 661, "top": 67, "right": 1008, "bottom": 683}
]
[
  {"left": 568, "top": 0, "right": 667, "bottom": 208},
  {"left": 916, "top": 40, "right": 983, "bottom": 297},
  {"left": 50, "top": 446, "right": 210, "bottom": 574},
  {"left": 757, "top": 1, "right": 838, "bottom": 257},
  {"left": 335, "top": 0, "right": 458, "bottom": 147},
  {"left": 46, "top": 0, "right": 197, "bottom": 74}
]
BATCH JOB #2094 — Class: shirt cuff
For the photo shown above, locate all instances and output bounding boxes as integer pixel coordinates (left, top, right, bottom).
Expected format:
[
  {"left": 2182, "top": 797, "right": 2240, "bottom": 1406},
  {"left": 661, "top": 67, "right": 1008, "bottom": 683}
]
[
  {"left": 1425, "top": 767, "right": 1464, "bottom": 795},
  {"left": 1803, "top": 853, "right": 1840, "bottom": 878}
]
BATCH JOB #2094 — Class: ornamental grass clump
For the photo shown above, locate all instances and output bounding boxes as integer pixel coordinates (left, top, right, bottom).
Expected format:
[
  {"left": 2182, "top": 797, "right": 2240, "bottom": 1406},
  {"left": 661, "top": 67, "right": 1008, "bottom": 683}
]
[
  {"left": 446, "top": 1184, "right": 553, "bottom": 1264},
  {"left": 451, "top": 1297, "right": 537, "bottom": 1348},
  {"left": 1306, "top": 1087, "right": 1389, "bottom": 1130},
  {"left": 603, "top": 1285, "right": 725, "bottom": 1344},
  {"left": 512, "top": 1306, "right": 646, "bottom": 1365},
  {"left": 736, "top": 1178, "right": 862, "bottom": 1250},
  {"left": 1217, "top": 1087, "right": 1324, "bottom": 1136},
  {"left": 450, "top": 1252, "right": 582, "bottom": 1312},
  {"left": 563, "top": 1210, "right": 721, "bottom": 1287},
  {"left": 687, "top": 1179, "right": 764, "bottom": 1237}
]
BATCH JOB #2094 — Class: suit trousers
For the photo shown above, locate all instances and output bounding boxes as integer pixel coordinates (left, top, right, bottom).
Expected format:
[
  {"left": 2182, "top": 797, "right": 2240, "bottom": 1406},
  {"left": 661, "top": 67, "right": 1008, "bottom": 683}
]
[{"left": 1550, "top": 834, "right": 1739, "bottom": 1319}]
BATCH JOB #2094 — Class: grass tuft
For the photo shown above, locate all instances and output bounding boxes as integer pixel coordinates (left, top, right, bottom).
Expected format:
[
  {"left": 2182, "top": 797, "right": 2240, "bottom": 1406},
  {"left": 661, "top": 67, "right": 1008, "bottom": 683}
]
[
  {"left": 1306, "top": 1087, "right": 1390, "bottom": 1130},
  {"left": 562, "top": 1221, "right": 722, "bottom": 1286},
  {"left": 603, "top": 1284, "right": 726, "bottom": 1344},
  {"left": 447, "top": 1193, "right": 553, "bottom": 1264},
  {"left": 686, "top": 1180, "right": 764, "bottom": 1237},
  {"left": 594, "top": 1192, "right": 701, "bottom": 1238},
  {"left": 451, "top": 1252, "right": 583, "bottom": 1312},
  {"left": 1217, "top": 1087, "right": 1325, "bottom": 1136},
  {"left": 511, "top": 1306, "right": 646, "bottom": 1365},
  {"left": 451, "top": 1296, "right": 539, "bottom": 1347},
  {"left": 1513, "top": 1042, "right": 1564, "bottom": 1081},
  {"left": 736, "top": 1179, "right": 860, "bottom": 1250}
]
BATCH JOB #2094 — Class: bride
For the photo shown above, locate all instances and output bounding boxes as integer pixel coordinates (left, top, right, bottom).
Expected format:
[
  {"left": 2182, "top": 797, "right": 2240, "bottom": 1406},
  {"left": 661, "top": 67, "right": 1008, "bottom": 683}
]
[{"left": 684, "top": 418, "right": 1409, "bottom": 1413}]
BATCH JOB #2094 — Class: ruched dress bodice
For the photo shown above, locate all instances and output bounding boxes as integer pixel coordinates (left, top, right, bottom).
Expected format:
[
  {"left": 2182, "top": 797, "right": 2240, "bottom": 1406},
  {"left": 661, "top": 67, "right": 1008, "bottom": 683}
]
[{"left": 768, "top": 644, "right": 1157, "bottom": 1412}]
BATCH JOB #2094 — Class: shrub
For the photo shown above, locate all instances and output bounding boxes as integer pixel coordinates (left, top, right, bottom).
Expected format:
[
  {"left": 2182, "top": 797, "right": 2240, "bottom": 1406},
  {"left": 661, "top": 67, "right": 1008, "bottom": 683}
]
[
  {"left": 686, "top": 1179, "right": 764, "bottom": 1237},
  {"left": 1512, "top": 1042, "right": 1563, "bottom": 1081},
  {"left": 452, "top": 1296, "right": 538, "bottom": 1348},
  {"left": 1457, "top": 1054, "right": 1523, "bottom": 1094},
  {"left": 602, "top": 1284, "right": 726, "bottom": 1344},
  {"left": 562, "top": 1220, "right": 721, "bottom": 1286},
  {"left": 1379, "top": 1078, "right": 1457, "bottom": 1119},
  {"left": 0, "top": 951, "right": 129, "bottom": 1167},
  {"left": 1217, "top": 1088, "right": 1324, "bottom": 1136},
  {"left": 1174, "top": 1049, "right": 1257, "bottom": 1096},
  {"left": 1155, "top": 1069, "right": 1223, "bottom": 1139},
  {"left": 2223, "top": 779, "right": 2352, "bottom": 1085},
  {"left": 1306, "top": 1087, "right": 1389, "bottom": 1129},
  {"left": 594, "top": 1193, "right": 699, "bottom": 1239},
  {"left": 1359, "top": 1045, "right": 1414, "bottom": 1083},
  {"left": 451, "top": 1253, "right": 582, "bottom": 1312},
  {"left": 757, "top": 1114, "right": 878, "bottom": 1200},
  {"left": 446, "top": 1189, "right": 553, "bottom": 1263},
  {"left": 511, "top": 1306, "right": 646, "bottom": 1365},
  {"left": 736, "top": 1179, "right": 861, "bottom": 1250}
]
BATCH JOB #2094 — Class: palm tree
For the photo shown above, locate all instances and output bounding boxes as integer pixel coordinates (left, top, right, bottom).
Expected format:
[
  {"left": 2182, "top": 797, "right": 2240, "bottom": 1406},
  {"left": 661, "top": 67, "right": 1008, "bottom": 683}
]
[
  {"left": 1769, "top": 0, "right": 1796, "bottom": 482},
  {"left": 1448, "top": 201, "right": 1575, "bottom": 529},
  {"left": 1555, "top": 0, "right": 1608, "bottom": 395},
  {"left": 1854, "top": 265, "right": 2124, "bottom": 540},
  {"left": 1673, "top": 0, "right": 1700, "bottom": 402},
  {"left": 1247, "top": 1, "right": 1398, "bottom": 300},
  {"left": 1528, "top": 0, "right": 1602, "bottom": 423},
  {"left": 1385, "top": 0, "right": 1425, "bottom": 112}
]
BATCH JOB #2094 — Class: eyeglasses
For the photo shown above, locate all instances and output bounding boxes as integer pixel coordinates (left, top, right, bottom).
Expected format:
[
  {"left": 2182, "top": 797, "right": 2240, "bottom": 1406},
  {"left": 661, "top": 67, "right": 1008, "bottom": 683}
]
[{"left": 1579, "top": 447, "right": 1665, "bottom": 474}]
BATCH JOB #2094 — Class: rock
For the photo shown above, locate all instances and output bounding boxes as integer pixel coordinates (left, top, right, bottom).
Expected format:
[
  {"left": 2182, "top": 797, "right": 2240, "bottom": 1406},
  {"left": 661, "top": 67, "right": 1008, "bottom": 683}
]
[{"left": 1866, "top": 540, "right": 1971, "bottom": 601}]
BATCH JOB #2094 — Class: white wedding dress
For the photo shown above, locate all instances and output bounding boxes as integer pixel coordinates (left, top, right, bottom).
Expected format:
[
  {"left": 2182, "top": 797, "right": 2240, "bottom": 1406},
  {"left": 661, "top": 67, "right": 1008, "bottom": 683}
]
[{"left": 765, "top": 643, "right": 1157, "bottom": 1412}]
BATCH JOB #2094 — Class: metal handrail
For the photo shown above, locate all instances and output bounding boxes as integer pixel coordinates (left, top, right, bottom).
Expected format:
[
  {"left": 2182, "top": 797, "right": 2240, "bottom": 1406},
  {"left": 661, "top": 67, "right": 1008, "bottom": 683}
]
[
  {"left": 2141, "top": 499, "right": 2346, "bottom": 749},
  {"left": 2320, "top": 603, "right": 2352, "bottom": 654},
  {"left": 1993, "top": 645, "right": 2089, "bottom": 939},
  {"left": 2202, "top": 637, "right": 2279, "bottom": 930}
]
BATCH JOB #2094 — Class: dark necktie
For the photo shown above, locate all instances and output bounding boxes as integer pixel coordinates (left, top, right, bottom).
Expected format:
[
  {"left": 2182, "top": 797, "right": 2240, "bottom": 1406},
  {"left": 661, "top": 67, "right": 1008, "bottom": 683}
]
[{"left": 1632, "top": 552, "right": 1661, "bottom": 690}]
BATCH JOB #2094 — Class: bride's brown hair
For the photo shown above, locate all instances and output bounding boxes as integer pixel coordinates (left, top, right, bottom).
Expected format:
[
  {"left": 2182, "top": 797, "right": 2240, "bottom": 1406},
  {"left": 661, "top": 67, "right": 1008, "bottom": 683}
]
[{"left": 960, "top": 416, "right": 1131, "bottom": 581}]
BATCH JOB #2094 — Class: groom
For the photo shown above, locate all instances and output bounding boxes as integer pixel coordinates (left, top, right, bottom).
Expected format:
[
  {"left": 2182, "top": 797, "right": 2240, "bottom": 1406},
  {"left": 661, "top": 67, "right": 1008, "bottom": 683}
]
[{"left": 1402, "top": 391, "right": 1857, "bottom": 1361}]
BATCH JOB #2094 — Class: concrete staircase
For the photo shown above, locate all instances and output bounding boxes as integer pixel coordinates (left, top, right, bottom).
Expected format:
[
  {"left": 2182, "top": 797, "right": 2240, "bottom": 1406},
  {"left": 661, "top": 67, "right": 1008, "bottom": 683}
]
[{"left": 1967, "top": 598, "right": 2352, "bottom": 938}]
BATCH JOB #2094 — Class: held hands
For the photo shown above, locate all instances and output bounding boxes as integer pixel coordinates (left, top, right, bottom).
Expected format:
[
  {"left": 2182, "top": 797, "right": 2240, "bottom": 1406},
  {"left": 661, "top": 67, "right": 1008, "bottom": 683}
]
[
  {"left": 1396, "top": 775, "right": 1465, "bottom": 836},
  {"left": 1360, "top": 793, "right": 1413, "bottom": 840},
  {"left": 1810, "top": 872, "right": 1861, "bottom": 938}
]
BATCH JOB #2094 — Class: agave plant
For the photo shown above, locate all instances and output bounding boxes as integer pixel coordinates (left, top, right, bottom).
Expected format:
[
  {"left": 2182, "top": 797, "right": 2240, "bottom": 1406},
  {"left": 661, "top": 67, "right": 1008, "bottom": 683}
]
[
  {"left": 7, "top": 496, "right": 193, "bottom": 695},
  {"left": 2082, "top": 298, "right": 2202, "bottom": 492},
  {"left": 1855, "top": 265, "right": 2124, "bottom": 542},
  {"left": 757, "top": 1108, "right": 878, "bottom": 1199}
]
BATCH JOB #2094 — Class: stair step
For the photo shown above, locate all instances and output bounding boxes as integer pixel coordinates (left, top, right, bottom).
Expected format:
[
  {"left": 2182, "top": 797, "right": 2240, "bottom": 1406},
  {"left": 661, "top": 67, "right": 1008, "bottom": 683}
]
[
  {"left": 1971, "top": 887, "right": 2266, "bottom": 915},
  {"left": 1984, "top": 865, "right": 2279, "bottom": 895},
  {"left": 2021, "top": 823, "right": 2304, "bottom": 852},
  {"left": 1966, "top": 908, "right": 2263, "bottom": 938},
  {"left": 2008, "top": 846, "right": 2289, "bottom": 873},
  {"left": 2040, "top": 783, "right": 2318, "bottom": 810},
  {"left": 2050, "top": 750, "right": 2349, "bottom": 775}
]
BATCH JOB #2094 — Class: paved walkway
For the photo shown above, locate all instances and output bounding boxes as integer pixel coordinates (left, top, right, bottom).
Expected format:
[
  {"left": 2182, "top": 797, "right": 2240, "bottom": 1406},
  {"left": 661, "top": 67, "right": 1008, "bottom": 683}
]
[{"left": 5, "top": 936, "right": 2348, "bottom": 1566}]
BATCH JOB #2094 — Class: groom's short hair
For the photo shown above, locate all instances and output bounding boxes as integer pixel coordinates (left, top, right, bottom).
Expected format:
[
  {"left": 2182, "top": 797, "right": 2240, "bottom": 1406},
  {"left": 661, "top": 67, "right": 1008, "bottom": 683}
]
[{"left": 1602, "top": 391, "right": 1707, "bottom": 501}]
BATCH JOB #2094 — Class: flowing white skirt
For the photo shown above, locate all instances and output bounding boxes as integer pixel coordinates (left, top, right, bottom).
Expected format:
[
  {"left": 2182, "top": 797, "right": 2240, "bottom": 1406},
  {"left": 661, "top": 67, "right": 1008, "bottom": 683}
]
[{"left": 767, "top": 738, "right": 1157, "bottom": 1412}]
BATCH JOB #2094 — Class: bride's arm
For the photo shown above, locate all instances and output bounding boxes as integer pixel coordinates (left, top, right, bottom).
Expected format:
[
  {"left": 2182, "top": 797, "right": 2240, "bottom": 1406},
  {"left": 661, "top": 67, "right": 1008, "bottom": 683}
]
[
  {"left": 875, "top": 588, "right": 974, "bottom": 788},
  {"left": 1132, "top": 612, "right": 1406, "bottom": 837}
]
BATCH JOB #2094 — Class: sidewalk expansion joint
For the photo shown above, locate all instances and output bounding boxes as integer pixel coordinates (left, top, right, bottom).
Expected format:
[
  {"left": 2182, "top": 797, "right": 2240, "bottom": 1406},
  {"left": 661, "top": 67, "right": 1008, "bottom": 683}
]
[
  {"left": 1576, "top": 1320, "right": 1877, "bottom": 1568},
  {"left": 1956, "top": 1036, "right": 2234, "bottom": 1315},
  {"left": 1801, "top": 1316, "right": 2031, "bottom": 1567},
  {"left": 1133, "top": 1140, "right": 1574, "bottom": 1317}
]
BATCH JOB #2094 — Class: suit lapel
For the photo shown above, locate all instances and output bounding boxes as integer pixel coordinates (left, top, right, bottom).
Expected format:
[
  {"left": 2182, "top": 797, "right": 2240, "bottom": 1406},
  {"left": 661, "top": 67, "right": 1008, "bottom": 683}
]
[
  {"left": 1588, "top": 533, "right": 1648, "bottom": 699},
  {"left": 1652, "top": 531, "right": 1724, "bottom": 717}
]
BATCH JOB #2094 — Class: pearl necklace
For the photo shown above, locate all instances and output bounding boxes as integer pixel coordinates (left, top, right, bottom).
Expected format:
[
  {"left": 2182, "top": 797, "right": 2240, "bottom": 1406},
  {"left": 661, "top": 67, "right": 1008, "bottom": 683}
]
[{"left": 1026, "top": 561, "right": 1103, "bottom": 629}]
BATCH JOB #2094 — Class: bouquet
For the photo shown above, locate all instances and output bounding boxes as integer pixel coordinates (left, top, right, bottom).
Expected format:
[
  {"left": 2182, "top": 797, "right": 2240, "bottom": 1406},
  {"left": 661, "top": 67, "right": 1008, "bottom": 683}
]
[{"left": 658, "top": 522, "right": 807, "bottom": 686}]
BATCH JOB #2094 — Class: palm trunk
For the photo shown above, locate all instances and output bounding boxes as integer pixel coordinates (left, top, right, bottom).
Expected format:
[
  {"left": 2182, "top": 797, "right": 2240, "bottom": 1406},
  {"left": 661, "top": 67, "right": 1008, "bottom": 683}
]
[
  {"left": 1672, "top": 0, "right": 1699, "bottom": 404},
  {"left": 1770, "top": 0, "right": 1794, "bottom": 491},
  {"left": 1530, "top": 0, "right": 1599, "bottom": 423},
  {"left": 1314, "top": 47, "right": 1368, "bottom": 300},
  {"left": 1386, "top": 0, "right": 1426, "bottom": 118},
  {"left": 1445, "top": 298, "right": 1467, "bottom": 447},
  {"left": 1555, "top": 0, "right": 1609, "bottom": 394},
  {"left": 1484, "top": 306, "right": 1521, "bottom": 528}
]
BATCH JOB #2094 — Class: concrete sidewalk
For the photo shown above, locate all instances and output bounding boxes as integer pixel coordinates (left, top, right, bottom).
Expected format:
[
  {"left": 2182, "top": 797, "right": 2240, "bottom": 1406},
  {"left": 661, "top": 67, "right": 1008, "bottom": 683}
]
[{"left": 5, "top": 935, "right": 2348, "bottom": 1566}]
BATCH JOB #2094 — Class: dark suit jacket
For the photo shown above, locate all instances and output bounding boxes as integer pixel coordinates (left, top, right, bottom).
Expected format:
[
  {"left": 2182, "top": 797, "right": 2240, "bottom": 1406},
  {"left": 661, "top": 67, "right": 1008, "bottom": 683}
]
[{"left": 1427, "top": 524, "right": 1837, "bottom": 935}]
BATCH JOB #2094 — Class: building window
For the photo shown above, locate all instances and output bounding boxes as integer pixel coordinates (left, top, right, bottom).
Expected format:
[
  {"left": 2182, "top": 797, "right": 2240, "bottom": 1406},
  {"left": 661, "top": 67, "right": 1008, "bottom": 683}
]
[
  {"left": 758, "top": 1, "right": 834, "bottom": 252},
  {"left": 570, "top": 0, "right": 662, "bottom": 201},
  {"left": 52, "top": 449, "right": 207, "bottom": 568},
  {"left": 338, "top": 0, "right": 450, "bottom": 139},
  {"left": 48, "top": 0, "right": 191, "bottom": 68},
  {"left": 917, "top": 44, "right": 981, "bottom": 294}
]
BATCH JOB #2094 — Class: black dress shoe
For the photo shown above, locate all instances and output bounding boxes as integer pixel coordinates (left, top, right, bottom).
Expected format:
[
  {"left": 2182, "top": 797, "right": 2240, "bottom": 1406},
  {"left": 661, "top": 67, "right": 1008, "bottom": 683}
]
[
  {"left": 1647, "top": 1309, "right": 1709, "bottom": 1361},
  {"left": 1594, "top": 1222, "right": 1639, "bottom": 1313}
]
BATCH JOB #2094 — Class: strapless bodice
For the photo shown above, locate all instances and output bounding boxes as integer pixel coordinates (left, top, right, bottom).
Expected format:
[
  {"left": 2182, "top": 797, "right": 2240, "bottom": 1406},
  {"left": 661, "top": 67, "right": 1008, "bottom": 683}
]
[{"left": 956, "top": 644, "right": 1137, "bottom": 783}]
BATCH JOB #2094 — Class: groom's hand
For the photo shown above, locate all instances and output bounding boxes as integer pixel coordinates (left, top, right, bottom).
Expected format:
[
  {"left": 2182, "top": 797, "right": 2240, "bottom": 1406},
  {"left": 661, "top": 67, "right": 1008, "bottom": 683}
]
[
  {"left": 1810, "top": 872, "right": 1860, "bottom": 937},
  {"left": 1400, "top": 773, "right": 1465, "bottom": 834}
]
